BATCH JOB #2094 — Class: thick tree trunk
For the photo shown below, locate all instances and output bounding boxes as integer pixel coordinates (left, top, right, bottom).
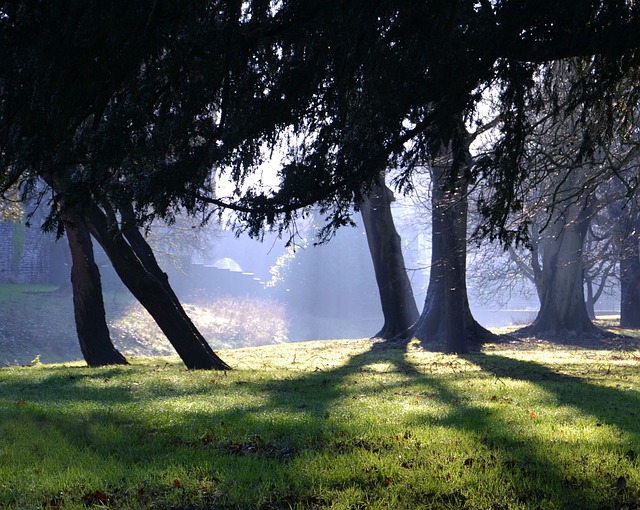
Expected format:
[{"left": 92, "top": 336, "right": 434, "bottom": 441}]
[
  {"left": 620, "top": 215, "right": 640, "bottom": 328},
  {"left": 45, "top": 168, "right": 229, "bottom": 370},
  {"left": 361, "top": 175, "right": 419, "bottom": 339},
  {"left": 82, "top": 201, "right": 231, "bottom": 370},
  {"left": 404, "top": 134, "right": 495, "bottom": 353},
  {"left": 62, "top": 210, "right": 128, "bottom": 366},
  {"left": 410, "top": 189, "right": 446, "bottom": 341},
  {"left": 520, "top": 199, "right": 601, "bottom": 336}
]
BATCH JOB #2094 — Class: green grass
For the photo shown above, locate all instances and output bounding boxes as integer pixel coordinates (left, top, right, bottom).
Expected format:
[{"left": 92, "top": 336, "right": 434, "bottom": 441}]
[{"left": 0, "top": 338, "right": 639, "bottom": 509}]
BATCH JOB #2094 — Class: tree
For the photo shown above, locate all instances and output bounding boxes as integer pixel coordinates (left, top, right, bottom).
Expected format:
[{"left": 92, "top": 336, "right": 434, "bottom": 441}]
[
  {"left": 478, "top": 58, "right": 640, "bottom": 337},
  {"left": 608, "top": 194, "right": 640, "bottom": 328},
  {"left": 4, "top": 1, "right": 640, "bottom": 356},
  {"left": 620, "top": 211, "right": 640, "bottom": 328},
  {"left": 360, "top": 175, "right": 419, "bottom": 339},
  {"left": 405, "top": 125, "right": 495, "bottom": 353},
  {"left": 0, "top": 3, "right": 232, "bottom": 369},
  {"left": 524, "top": 193, "right": 601, "bottom": 336},
  {"left": 2, "top": 183, "right": 127, "bottom": 366},
  {"left": 61, "top": 208, "right": 128, "bottom": 366},
  {"left": 66, "top": 186, "right": 231, "bottom": 370}
]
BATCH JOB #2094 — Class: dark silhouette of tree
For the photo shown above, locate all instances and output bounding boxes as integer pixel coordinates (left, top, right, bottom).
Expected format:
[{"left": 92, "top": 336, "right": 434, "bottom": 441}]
[
  {"left": 361, "top": 175, "right": 419, "bottom": 339},
  {"left": 61, "top": 209, "right": 128, "bottom": 366},
  {"left": 609, "top": 195, "right": 640, "bottom": 328},
  {"left": 4, "top": 1, "right": 640, "bottom": 355},
  {"left": 404, "top": 124, "right": 495, "bottom": 353}
]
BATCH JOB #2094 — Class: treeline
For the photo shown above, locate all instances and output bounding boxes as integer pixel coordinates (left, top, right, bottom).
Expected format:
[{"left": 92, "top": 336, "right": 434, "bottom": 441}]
[{"left": 2, "top": 1, "right": 640, "bottom": 368}]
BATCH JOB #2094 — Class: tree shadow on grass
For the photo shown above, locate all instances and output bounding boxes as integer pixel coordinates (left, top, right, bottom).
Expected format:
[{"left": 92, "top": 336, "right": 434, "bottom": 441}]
[
  {"left": 1, "top": 343, "right": 638, "bottom": 508},
  {"left": 227, "top": 341, "right": 640, "bottom": 508},
  {"left": 463, "top": 352, "right": 640, "bottom": 441}
]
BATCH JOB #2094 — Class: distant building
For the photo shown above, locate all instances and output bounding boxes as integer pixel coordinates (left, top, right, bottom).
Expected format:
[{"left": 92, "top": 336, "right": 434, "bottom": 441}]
[{"left": 0, "top": 222, "right": 62, "bottom": 284}]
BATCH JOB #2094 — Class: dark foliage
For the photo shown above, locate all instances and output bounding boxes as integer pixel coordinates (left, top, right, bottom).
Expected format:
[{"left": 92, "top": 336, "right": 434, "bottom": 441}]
[{"left": 2, "top": 1, "right": 640, "bottom": 240}]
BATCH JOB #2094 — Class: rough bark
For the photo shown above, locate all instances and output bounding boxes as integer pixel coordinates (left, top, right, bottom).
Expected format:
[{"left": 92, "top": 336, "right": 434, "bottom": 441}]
[
  {"left": 62, "top": 210, "right": 128, "bottom": 366},
  {"left": 45, "top": 168, "right": 230, "bottom": 370},
  {"left": 361, "top": 175, "right": 419, "bottom": 339},
  {"left": 520, "top": 198, "right": 601, "bottom": 336},
  {"left": 620, "top": 214, "right": 640, "bottom": 328},
  {"left": 404, "top": 133, "right": 495, "bottom": 353},
  {"left": 82, "top": 200, "right": 231, "bottom": 370}
]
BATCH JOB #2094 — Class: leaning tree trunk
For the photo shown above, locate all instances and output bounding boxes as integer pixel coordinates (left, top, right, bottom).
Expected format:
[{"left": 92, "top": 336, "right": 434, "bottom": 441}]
[
  {"left": 620, "top": 213, "right": 640, "bottom": 328},
  {"left": 62, "top": 210, "right": 128, "bottom": 366},
  {"left": 45, "top": 169, "right": 229, "bottom": 370},
  {"left": 82, "top": 201, "right": 231, "bottom": 370},
  {"left": 520, "top": 198, "right": 601, "bottom": 336},
  {"left": 404, "top": 132, "right": 494, "bottom": 353},
  {"left": 361, "top": 175, "right": 419, "bottom": 339}
]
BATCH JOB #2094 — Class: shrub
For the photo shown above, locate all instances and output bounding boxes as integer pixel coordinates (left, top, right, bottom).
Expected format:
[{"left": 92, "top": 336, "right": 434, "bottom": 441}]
[{"left": 111, "top": 295, "right": 289, "bottom": 354}]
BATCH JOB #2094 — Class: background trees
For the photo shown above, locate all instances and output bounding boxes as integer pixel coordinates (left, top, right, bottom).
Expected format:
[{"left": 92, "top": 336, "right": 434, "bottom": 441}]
[{"left": 3, "top": 1, "right": 640, "bottom": 364}]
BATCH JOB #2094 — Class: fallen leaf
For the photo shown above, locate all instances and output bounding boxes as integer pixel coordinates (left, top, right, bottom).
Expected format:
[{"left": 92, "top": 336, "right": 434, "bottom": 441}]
[
  {"left": 529, "top": 411, "right": 537, "bottom": 419},
  {"left": 103, "top": 378, "right": 110, "bottom": 383},
  {"left": 81, "top": 491, "right": 108, "bottom": 505},
  {"left": 203, "top": 434, "right": 214, "bottom": 443},
  {"left": 174, "top": 479, "right": 183, "bottom": 489},
  {"left": 15, "top": 400, "right": 26, "bottom": 406},
  {"left": 490, "top": 395, "right": 497, "bottom": 400}
]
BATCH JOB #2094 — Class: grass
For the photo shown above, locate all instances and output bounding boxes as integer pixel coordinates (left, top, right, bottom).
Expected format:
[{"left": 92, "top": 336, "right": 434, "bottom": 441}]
[{"left": 0, "top": 337, "right": 639, "bottom": 509}]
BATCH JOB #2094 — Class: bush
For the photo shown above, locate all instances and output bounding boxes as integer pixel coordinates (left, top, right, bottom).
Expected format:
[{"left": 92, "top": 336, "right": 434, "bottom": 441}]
[{"left": 111, "top": 295, "right": 289, "bottom": 353}]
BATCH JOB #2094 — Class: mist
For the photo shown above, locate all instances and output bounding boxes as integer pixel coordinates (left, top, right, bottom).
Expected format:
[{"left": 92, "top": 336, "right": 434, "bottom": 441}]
[{"left": 0, "top": 196, "right": 621, "bottom": 366}]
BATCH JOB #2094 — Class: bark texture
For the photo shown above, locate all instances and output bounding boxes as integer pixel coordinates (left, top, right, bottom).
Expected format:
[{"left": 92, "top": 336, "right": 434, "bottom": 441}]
[
  {"left": 620, "top": 213, "right": 640, "bottom": 328},
  {"left": 521, "top": 197, "right": 600, "bottom": 336},
  {"left": 62, "top": 210, "right": 128, "bottom": 366},
  {"left": 361, "top": 176, "right": 419, "bottom": 339},
  {"left": 405, "top": 131, "right": 494, "bottom": 353}
]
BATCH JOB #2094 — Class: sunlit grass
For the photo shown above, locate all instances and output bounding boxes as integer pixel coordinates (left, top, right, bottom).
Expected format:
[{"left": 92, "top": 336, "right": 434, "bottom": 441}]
[{"left": 0, "top": 338, "right": 639, "bottom": 508}]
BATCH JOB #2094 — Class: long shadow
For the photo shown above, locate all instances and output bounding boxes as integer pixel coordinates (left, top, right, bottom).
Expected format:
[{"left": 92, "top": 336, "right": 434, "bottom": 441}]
[
  {"left": 249, "top": 340, "right": 425, "bottom": 417},
  {"left": 235, "top": 342, "right": 638, "bottom": 508},
  {"left": 1, "top": 343, "right": 637, "bottom": 508},
  {"left": 465, "top": 353, "right": 640, "bottom": 438}
]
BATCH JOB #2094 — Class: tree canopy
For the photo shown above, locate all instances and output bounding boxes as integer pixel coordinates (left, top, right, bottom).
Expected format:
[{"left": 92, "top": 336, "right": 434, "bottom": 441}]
[{"left": 2, "top": 0, "right": 640, "bottom": 241}]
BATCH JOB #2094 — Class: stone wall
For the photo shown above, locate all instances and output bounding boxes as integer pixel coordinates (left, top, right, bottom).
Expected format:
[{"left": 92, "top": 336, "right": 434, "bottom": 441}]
[{"left": 0, "top": 222, "right": 53, "bottom": 284}]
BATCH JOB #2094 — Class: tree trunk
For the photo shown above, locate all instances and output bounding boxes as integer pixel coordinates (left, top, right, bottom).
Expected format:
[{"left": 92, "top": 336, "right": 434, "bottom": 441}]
[
  {"left": 520, "top": 198, "right": 601, "bottom": 336},
  {"left": 82, "top": 201, "right": 231, "bottom": 370},
  {"left": 44, "top": 168, "right": 230, "bottom": 370},
  {"left": 404, "top": 132, "right": 495, "bottom": 353},
  {"left": 62, "top": 210, "right": 128, "bottom": 366},
  {"left": 584, "top": 276, "right": 597, "bottom": 321},
  {"left": 361, "top": 175, "right": 419, "bottom": 339},
  {"left": 410, "top": 183, "right": 446, "bottom": 341},
  {"left": 620, "top": 214, "right": 640, "bottom": 328}
]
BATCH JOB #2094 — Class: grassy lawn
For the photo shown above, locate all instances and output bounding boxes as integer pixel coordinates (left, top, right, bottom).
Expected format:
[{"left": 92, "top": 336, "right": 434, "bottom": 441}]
[{"left": 0, "top": 338, "right": 639, "bottom": 509}]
